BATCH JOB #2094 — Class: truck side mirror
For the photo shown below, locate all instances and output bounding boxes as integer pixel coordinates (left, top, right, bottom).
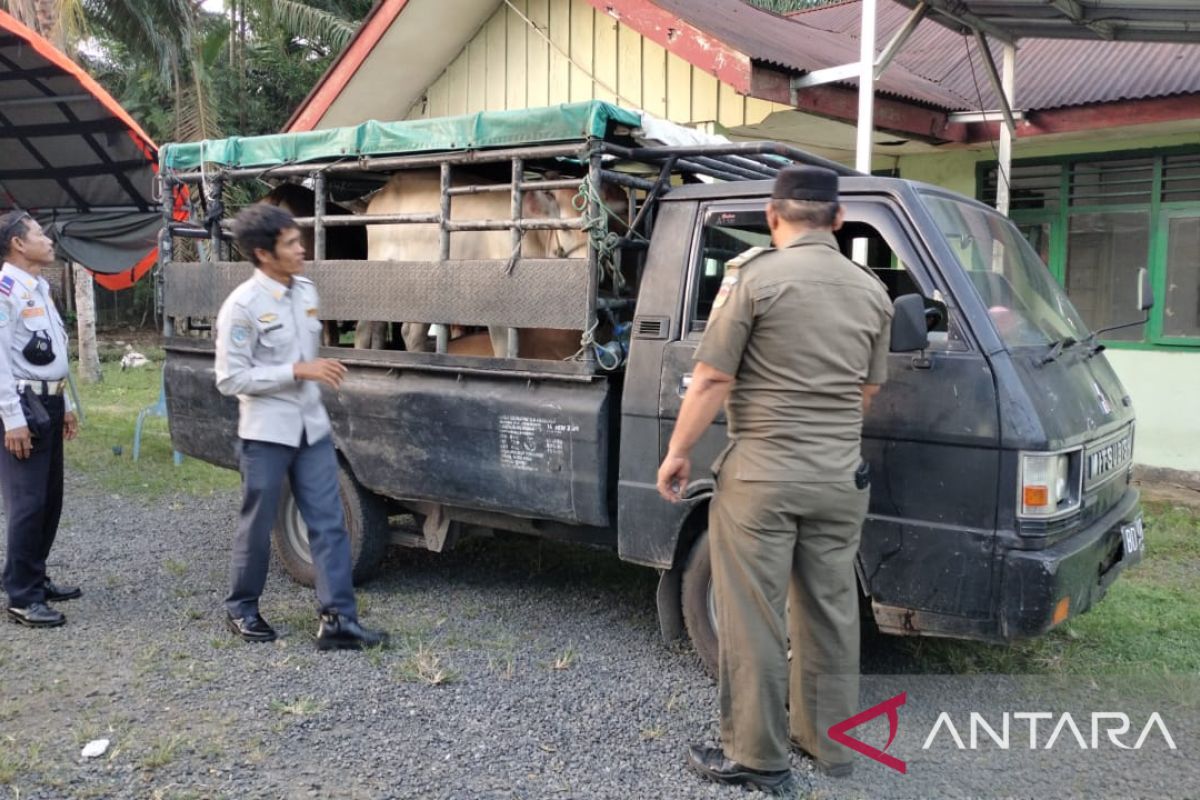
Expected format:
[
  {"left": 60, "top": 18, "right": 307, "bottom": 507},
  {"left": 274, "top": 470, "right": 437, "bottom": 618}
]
[
  {"left": 891, "top": 293, "right": 930, "bottom": 353},
  {"left": 1138, "top": 267, "right": 1155, "bottom": 311}
]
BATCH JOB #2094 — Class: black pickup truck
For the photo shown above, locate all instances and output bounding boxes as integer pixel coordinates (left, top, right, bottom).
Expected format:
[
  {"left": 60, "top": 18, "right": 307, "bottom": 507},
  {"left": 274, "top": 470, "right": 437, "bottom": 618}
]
[{"left": 160, "top": 102, "right": 1144, "bottom": 673}]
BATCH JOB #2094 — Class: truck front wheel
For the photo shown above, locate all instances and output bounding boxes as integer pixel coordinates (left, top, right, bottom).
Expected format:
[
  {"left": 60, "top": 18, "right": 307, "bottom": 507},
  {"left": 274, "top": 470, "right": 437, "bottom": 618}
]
[
  {"left": 681, "top": 528, "right": 719, "bottom": 677},
  {"left": 271, "top": 461, "right": 389, "bottom": 587}
]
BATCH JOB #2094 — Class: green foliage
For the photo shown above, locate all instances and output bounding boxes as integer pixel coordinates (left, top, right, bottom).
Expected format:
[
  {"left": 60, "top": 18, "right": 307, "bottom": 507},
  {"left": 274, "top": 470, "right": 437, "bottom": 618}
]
[{"left": 745, "top": 0, "right": 844, "bottom": 13}]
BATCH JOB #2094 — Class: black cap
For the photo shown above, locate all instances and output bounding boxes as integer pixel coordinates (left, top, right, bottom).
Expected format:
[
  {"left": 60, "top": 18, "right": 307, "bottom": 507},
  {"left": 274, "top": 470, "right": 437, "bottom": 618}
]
[{"left": 771, "top": 165, "right": 839, "bottom": 202}]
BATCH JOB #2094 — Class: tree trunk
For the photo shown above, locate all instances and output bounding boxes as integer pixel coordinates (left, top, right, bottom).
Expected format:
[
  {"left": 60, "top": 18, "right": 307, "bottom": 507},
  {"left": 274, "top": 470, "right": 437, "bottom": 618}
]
[{"left": 74, "top": 264, "right": 102, "bottom": 383}]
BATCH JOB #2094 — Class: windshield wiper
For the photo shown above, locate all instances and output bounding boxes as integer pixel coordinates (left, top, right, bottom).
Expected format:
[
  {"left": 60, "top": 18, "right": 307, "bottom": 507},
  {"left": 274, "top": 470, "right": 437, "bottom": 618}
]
[{"left": 1039, "top": 336, "right": 1078, "bottom": 365}]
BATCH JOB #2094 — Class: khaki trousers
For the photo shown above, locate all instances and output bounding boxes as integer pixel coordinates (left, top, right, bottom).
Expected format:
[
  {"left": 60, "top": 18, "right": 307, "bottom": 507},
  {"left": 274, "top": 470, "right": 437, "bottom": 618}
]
[{"left": 709, "top": 470, "right": 869, "bottom": 772}]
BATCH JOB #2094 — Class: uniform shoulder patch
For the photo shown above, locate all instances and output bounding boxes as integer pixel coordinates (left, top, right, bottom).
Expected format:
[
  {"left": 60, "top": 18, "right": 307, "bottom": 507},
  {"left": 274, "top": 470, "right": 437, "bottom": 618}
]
[
  {"left": 230, "top": 322, "right": 252, "bottom": 347},
  {"left": 725, "top": 246, "right": 770, "bottom": 271},
  {"left": 0, "top": 307, "right": 8, "bottom": 327},
  {"left": 712, "top": 273, "right": 740, "bottom": 310}
]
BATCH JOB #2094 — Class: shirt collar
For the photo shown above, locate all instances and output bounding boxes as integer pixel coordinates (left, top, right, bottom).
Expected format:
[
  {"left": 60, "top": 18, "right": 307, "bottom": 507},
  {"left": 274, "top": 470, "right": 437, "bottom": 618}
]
[
  {"left": 253, "top": 269, "right": 290, "bottom": 301},
  {"left": 1, "top": 262, "right": 43, "bottom": 295},
  {"left": 781, "top": 231, "right": 839, "bottom": 250}
]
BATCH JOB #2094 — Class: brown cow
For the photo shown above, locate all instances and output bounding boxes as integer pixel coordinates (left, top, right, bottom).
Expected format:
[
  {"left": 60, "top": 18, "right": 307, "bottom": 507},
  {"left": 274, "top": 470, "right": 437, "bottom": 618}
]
[{"left": 364, "top": 170, "right": 628, "bottom": 358}]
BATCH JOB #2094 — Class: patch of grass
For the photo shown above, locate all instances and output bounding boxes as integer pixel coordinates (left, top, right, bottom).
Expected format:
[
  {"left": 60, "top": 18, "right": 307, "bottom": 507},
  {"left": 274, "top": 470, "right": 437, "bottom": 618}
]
[
  {"left": 141, "top": 734, "right": 185, "bottom": 770},
  {"left": 67, "top": 362, "right": 239, "bottom": 498},
  {"left": 163, "top": 559, "right": 189, "bottom": 577},
  {"left": 268, "top": 696, "right": 325, "bottom": 716},
  {"left": 640, "top": 724, "right": 667, "bottom": 740},
  {"left": 550, "top": 644, "right": 577, "bottom": 671},
  {"left": 394, "top": 643, "right": 459, "bottom": 686},
  {"left": 895, "top": 502, "right": 1200, "bottom": 675}
]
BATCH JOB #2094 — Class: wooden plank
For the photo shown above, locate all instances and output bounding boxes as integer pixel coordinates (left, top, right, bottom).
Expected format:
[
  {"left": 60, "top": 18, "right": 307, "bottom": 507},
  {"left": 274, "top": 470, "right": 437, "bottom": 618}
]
[
  {"left": 569, "top": 0, "right": 594, "bottom": 103},
  {"left": 593, "top": 7, "right": 618, "bottom": 104},
  {"left": 617, "top": 22, "right": 642, "bottom": 110},
  {"left": 548, "top": 0, "right": 571, "bottom": 104},
  {"left": 692, "top": 68, "right": 719, "bottom": 124},
  {"left": 666, "top": 52, "right": 691, "bottom": 123},
  {"left": 467, "top": 34, "right": 488, "bottom": 113},
  {"left": 527, "top": 0, "right": 550, "bottom": 107},
  {"left": 447, "top": 51, "right": 469, "bottom": 116},
  {"left": 486, "top": 9, "right": 508, "bottom": 111},
  {"left": 641, "top": 37, "right": 667, "bottom": 118},
  {"left": 506, "top": 0, "right": 528, "bottom": 110},
  {"left": 718, "top": 81, "right": 744, "bottom": 129}
]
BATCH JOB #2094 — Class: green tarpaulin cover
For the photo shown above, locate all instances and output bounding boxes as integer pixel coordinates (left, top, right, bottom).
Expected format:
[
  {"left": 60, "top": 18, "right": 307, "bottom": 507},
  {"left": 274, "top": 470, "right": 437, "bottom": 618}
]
[{"left": 161, "top": 102, "right": 643, "bottom": 172}]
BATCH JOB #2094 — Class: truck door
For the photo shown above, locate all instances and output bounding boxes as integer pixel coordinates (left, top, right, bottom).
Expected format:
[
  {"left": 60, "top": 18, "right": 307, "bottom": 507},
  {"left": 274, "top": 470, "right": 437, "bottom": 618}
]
[{"left": 659, "top": 199, "right": 1001, "bottom": 626}]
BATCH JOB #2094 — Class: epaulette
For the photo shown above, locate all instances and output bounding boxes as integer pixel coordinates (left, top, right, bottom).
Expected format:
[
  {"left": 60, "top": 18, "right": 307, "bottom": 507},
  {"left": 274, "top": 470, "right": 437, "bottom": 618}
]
[{"left": 725, "top": 246, "right": 771, "bottom": 271}]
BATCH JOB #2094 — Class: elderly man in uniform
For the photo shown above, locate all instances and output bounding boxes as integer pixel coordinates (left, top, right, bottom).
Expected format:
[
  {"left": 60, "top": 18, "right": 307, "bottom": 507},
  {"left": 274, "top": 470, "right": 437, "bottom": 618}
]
[
  {"left": 658, "top": 166, "right": 893, "bottom": 790},
  {"left": 215, "top": 203, "right": 387, "bottom": 650},
  {"left": 0, "top": 211, "right": 81, "bottom": 628}
]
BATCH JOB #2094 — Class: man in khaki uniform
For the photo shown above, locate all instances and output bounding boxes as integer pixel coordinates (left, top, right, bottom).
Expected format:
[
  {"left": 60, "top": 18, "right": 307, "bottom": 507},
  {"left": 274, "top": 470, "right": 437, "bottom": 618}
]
[{"left": 657, "top": 166, "right": 892, "bottom": 791}]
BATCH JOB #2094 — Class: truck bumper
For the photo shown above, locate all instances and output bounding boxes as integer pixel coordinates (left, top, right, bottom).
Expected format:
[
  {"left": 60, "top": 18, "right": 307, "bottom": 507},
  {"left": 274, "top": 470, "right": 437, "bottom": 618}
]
[{"left": 999, "top": 486, "right": 1143, "bottom": 639}]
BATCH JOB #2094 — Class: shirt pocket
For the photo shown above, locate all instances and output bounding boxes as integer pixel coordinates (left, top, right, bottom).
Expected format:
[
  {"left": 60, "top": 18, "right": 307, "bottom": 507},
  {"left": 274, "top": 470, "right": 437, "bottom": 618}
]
[
  {"left": 254, "top": 321, "right": 293, "bottom": 358},
  {"left": 19, "top": 308, "right": 51, "bottom": 332}
]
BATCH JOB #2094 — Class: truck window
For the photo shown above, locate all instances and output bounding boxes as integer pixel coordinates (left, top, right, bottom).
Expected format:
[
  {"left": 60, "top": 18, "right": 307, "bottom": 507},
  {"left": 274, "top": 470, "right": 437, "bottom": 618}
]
[{"left": 691, "top": 207, "right": 955, "bottom": 345}]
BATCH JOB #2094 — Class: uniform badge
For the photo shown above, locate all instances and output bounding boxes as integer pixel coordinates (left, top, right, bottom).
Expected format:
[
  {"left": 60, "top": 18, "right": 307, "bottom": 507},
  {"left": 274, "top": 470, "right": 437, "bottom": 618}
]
[
  {"left": 230, "top": 323, "right": 251, "bottom": 346},
  {"left": 258, "top": 312, "right": 278, "bottom": 324},
  {"left": 21, "top": 306, "right": 45, "bottom": 319},
  {"left": 306, "top": 307, "right": 319, "bottom": 317},
  {"left": 712, "top": 274, "right": 739, "bottom": 309},
  {"left": 726, "top": 246, "right": 768, "bottom": 270},
  {"left": 0, "top": 276, "right": 12, "bottom": 297}
]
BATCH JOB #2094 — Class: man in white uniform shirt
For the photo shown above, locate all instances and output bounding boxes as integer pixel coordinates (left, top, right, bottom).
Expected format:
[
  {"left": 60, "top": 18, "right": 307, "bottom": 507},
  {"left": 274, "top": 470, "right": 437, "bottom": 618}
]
[
  {"left": 215, "top": 203, "right": 386, "bottom": 650},
  {"left": 0, "top": 211, "right": 81, "bottom": 628}
]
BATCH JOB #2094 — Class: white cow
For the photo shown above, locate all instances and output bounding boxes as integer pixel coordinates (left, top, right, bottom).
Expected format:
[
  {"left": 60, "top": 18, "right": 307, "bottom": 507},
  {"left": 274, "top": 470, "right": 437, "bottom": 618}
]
[{"left": 363, "top": 170, "right": 622, "bottom": 357}]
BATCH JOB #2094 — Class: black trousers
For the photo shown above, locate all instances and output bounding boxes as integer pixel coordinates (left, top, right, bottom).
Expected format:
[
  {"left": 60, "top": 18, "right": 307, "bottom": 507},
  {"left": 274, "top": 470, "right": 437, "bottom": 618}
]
[{"left": 1, "top": 393, "right": 65, "bottom": 607}]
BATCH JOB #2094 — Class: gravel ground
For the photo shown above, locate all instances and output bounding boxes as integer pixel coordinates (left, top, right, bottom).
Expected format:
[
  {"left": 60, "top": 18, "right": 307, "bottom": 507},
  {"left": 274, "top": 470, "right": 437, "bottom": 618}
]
[
  {"left": 3, "top": 473, "right": 1195, "bottom": 800},
  {"left": 1, "top": 472, "right": 839, "bottom": 800}
]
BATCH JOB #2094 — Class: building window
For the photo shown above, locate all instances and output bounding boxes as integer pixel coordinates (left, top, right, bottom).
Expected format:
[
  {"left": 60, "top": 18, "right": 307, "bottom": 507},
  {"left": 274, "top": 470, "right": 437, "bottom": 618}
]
[{"left": 980, "top": 150, "right": 1200, "bottom": 348}]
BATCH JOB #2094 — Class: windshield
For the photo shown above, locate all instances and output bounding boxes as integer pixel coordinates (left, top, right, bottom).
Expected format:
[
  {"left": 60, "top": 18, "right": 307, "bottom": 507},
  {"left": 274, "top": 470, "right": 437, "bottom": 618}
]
[{"left": 921, "top": 192, "right": 1090, "bottom": 347}]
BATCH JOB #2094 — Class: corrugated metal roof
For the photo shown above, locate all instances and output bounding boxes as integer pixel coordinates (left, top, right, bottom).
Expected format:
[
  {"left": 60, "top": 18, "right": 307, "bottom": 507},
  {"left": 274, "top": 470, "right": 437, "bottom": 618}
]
[
  {"left": 793, "top": 0, "right": 1200, "bottom": 111},
  {"left": 648, "top": 0, "right": 969, "bottom": 108}
]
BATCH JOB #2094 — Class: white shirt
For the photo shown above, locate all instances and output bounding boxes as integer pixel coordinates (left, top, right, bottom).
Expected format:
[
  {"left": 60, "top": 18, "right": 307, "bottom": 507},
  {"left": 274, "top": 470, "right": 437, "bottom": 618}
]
[
  {"left": 214, "top": 270, "right": 330, "bottom": 447},
  {"left": 0, "top": 262, "right": 74, "bottom": 431}
]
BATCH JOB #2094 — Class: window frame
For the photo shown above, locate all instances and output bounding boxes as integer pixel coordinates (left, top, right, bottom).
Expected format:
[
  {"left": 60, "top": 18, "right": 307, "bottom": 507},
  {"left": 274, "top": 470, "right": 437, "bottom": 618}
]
[{"left": 978, "top": 147, "right": 1200, "bottom": 350}]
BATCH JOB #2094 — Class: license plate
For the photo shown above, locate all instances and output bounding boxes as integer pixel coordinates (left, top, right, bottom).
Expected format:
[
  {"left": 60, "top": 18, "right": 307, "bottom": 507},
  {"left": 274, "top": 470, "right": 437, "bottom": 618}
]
[
  {"left": 1121, "top": 516, "right": 1144, "bottom": 556},
  {"left": 1086, "top": 430, "right": 1134, "bottom": 486}
]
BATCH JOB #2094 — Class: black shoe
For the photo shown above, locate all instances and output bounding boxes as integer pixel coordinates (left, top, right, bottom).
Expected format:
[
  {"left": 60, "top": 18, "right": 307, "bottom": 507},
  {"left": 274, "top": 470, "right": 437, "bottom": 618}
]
[
  {"left": 226, "top": 612, "right": 277, "bottom": 643},
  {"left": 316, "top": 612, "right": 388, "bottom": 651},
  {"left": 7, "top": 601, "right": 66, "bottom": 628},
  {"left": 44, "top": 579, "right": 82, "bottom": 602},
  {"left": 685, "top": 745, "right": 795, "bottom": 793},
  {"left": 790, "top": 739, "right": 854, "bottom": 778}
]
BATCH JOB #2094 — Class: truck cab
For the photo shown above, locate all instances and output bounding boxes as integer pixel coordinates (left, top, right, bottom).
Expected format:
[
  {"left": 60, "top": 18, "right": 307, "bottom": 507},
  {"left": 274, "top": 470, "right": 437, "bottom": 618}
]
[{"left": 621, "top": 176, "right": 1143, "bottom": 669}]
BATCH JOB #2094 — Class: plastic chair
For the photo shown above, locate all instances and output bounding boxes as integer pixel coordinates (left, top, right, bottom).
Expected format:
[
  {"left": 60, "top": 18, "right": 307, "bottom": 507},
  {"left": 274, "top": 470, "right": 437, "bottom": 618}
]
[{"left": 133, "top": 369, "right": 184, "bottom": 466}]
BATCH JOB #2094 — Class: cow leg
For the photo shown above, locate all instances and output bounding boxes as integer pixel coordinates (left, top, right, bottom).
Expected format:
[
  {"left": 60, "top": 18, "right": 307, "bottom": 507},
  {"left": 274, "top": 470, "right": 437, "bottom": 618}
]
[
  {"left": 488, "top": 326, "right": 519, "bottom": 358},
  {"left": 354, "top": 321, "right": 388, "bottom": 349},
  {"left": 401, "top": 323, "right": 432, "bottom": 353}
]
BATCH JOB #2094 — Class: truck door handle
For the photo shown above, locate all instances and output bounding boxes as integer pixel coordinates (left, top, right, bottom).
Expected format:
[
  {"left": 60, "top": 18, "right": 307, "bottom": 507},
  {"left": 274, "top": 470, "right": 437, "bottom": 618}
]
[{"left": 678, "top": 373, "right": 692, "bottom": 396}]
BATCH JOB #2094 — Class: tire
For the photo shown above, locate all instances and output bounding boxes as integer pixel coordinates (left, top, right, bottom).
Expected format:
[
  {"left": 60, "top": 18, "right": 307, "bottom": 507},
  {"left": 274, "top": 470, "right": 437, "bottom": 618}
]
[
  {"left": 681, "top": 528, "right": 719, "bottom": 678},
  {"left": 271, "top": 460, "right": 390, "bottom": 587}
]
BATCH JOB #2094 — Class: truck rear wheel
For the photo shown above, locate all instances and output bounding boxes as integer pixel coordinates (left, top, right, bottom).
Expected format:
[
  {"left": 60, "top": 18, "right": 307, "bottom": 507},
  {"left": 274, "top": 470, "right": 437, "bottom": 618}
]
[
  {"left": 681, "top": 528, "right": 720, "bottom": 677},
  {"left": 271, "top": 461, "right": 389, "bottom": 587}
]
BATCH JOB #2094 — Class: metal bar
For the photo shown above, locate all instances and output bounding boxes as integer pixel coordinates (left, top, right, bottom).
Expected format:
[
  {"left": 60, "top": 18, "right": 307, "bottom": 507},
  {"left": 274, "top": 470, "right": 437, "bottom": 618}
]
[
  {"left": 208, "top": 176, "right": 225, "bottom": 259},
  {"left": 790, "top": 63, "right": 861, "bottom": 91},
  {"left": 996, "top": 42, "right": 1017, "bottom": 216},
  {"left": 921, "top": 0, "right": 1017, "bottom": 44},
  {"left": 508, "top": 157, "right": 524, "bottom": 358},
  {"left": 439, "top": 162, "right": 451, "bottom": 261},
  {"left": 312, "top": 171, "right": 327, "bottom": 261},
  {"left": 447, "top": 177, "right": 582, "bottom": 195},
  {"left": 585, "top": 150, "right": 602, "bottom": 363},
  {"left": 723, "top": 155, "right": 780, "bottom": 178},
  {"left": 947, "top": 110, "right": 1027, "bottom": 124},
  {"left": 160, "top": 174, "right": 175, "bottom": 338},
  {"left": 626, "top": 142, "right": 858, "bottom": 176},
  {"left": 671, "top": 159, "right": 752, "bottom": 183},
  {"left": 973, "top": 29, "right": 1017, "bottom": 134},
  {"left": 854, "top": 0, "right": 878, "bottom": 265},
  {"left": 626, "top": 158, "right": 675, "bottom": 241},
  {"left": 0, "top": 118, "right": 129, "bottom": 138},
  {"left": 444, "top": 218, "right": 587, "bottom": 232},
  {"left": 689, "top": 155, "right": 772, "bottom": 181},
  {"left": 596, "top": 169, "right": 657, "bottom": 191},
  {"left": 876, "top": 1, "right": 927, "bottom": 78},
  {"left": 0, "top": 93, "right": 91, "bottom": 109}
]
